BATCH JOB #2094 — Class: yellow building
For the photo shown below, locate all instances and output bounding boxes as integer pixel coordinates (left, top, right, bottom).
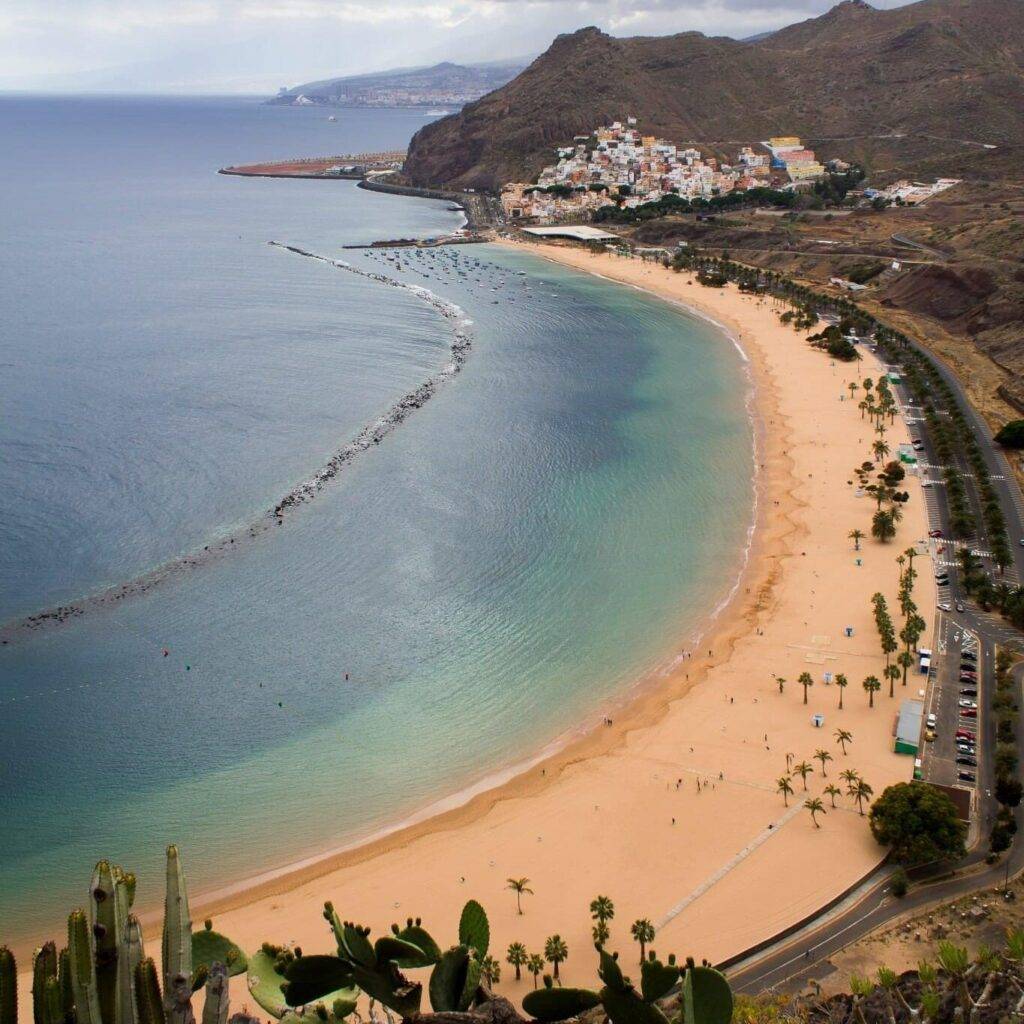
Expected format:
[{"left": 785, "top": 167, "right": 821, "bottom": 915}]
[
  {"left": 769, "top": 135, "right": 802, "bottom": 148},
  {"left": 787, "top": 162, "right": 826, "bottom": 181}
]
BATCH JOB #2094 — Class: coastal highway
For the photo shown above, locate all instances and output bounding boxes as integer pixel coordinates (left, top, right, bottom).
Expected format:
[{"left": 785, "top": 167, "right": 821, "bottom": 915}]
[{"left": 724, "top": 313, "right": 1024, "bottom": 996}]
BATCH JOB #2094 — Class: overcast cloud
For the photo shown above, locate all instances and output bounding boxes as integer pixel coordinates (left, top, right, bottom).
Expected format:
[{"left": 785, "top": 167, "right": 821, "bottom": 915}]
[{"left": 0, "top": 0, "right": 916, "bottom": 93}]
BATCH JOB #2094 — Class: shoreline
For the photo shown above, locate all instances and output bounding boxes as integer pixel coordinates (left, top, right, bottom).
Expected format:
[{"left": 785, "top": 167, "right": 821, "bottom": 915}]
[{"left": 14, "top": 241, "right": 933, "bottom": 1008}]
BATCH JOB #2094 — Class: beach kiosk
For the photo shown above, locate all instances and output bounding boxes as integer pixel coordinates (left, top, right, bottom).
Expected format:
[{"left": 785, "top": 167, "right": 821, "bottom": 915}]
[{"left": 895, "top": 699, "right": 925, "bottom": 755}]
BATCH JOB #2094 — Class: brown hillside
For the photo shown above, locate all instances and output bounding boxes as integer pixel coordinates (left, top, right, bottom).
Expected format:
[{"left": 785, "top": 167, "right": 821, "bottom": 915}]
[{"left": 403, "top": 0, "right": 1024, "bottom": 190}]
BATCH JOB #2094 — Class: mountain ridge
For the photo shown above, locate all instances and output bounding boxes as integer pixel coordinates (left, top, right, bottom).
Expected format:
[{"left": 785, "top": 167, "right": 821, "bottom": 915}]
[{"left": 402, "top": 0, "right": 1024, "bottom": 189}]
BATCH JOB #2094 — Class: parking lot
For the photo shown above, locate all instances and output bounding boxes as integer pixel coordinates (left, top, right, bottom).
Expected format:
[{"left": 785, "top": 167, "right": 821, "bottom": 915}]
[{"left": 920, "top": 616, "right": 981, "bottom": 791}]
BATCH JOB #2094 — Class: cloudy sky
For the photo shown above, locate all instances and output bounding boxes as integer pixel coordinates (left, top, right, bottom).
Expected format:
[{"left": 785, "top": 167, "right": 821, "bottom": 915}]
[{"left": 0, "top": 0, "right": 915, "bottom": 94}]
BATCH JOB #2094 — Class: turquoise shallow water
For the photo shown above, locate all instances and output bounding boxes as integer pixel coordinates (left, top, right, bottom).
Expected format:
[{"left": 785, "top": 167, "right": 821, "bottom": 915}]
[{"left": 0, "top": 97, "right": 754, "bottom": 942}]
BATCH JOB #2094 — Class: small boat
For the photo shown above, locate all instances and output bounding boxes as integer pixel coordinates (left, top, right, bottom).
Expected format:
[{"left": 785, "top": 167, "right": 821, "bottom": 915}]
[{"left": 328, "top": 115, "right": 337, "bottom": 122}]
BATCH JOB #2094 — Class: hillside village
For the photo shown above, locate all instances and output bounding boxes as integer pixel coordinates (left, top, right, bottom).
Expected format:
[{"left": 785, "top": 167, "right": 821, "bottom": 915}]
[{"left": 500, "top": 120, "right": 958, "bottom": 224}]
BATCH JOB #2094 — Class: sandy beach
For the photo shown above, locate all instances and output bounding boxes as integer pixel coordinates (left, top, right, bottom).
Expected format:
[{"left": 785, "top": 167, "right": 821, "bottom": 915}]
[{"left": 16, "top": 241, "right": 935, "bottom": 1009}]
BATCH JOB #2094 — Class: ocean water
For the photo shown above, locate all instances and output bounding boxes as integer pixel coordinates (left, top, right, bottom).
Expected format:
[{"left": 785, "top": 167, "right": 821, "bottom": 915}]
[{"left": 0, "top": 96, "right": 754, "bottom": 941}]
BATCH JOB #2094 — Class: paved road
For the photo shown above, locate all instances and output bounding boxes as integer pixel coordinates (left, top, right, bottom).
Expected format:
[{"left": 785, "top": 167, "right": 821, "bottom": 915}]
[{"left": 725, "top": 318, "right": 1024, "bottom": 995}]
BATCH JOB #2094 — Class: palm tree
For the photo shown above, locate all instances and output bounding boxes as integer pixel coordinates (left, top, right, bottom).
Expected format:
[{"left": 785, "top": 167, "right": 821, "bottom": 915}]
[
  {"left": 835, "top": 674, "right": 848, "bottom": 710},
  {"left": 774, "top": 674, "right": 786, "bottom": 695},
  {"left": 805, "top": 797, "right": 826, "bottom": 828},
  {"left": 507, "top": 942, "right": 529, "bottom": 981},
  {"left": 589, "top": 895, "right": 615, "bottom": 929},
  {"left": 777, "top": 775, "right": 794, "bottom": 806},
  {"left": 897, "top": 650, "right": 913, "bottom": 688},
  {"left": 814, "top": 748, "right": 833, "bottom": 776},
  {"left": 527, "top": 954, "right": 545, "bottom": 989},
  {"left": 630, "top": 919, "right": 656, "bottom": 965},
  {"left": 834, "top": 727, "right": 853, "bottom": 755},
  {"left": 480, "top": 955, "right": 501, "bottom": 987},
  {"left": 792, "top": 761, "right": 813, "bottom": 790},
  {"left": 848, "top": 529, "right": 865, "bottom": 551},
  {"left": 848, "top": 382, "right": 858, "bottom": 400},
  {"left": 824, "top": 783, "right": 842, "bottom": 808},
  {"left": 544, "top": 935, "right": 568, "bottom": 980},
  {"left": 798, "top": 671, "right": 814, "bottom": 705},
  {"left": 872, "top": 439, "right": 890, "bottom": 463},
  {"left": 507, "top": 877, "right": 533, "bottom": 915},
  {"left": 885, "top": 663, "right": 901, "bottom": 699},
  {"left": 862, "top": 675, "right": 881, "bottom": 707},
  {"left": 840, "top": 767, "right": 860, "bottom": 795},
  {"left": 592, "top": 920, "right": 610, "bottom": 946},
  {"left": 853, "top": 779, "right": 874, "bottom": 815}
]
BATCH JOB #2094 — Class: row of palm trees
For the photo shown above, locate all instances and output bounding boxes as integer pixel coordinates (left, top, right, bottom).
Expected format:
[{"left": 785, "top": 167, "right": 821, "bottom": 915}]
[
  {"left": 502, "top": 894, "right": 657, "bottom": 987},
  {"left": 775, "top": 666, "right": 887, "bottom": 710},
  {"left": 778, "top": 765, "right": 874, "bottom": 824}
]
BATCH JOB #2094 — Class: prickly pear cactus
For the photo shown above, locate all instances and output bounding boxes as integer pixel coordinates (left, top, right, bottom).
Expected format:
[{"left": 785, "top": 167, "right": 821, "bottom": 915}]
[
  {"left": 522, "top": 977, "right": 601, "bottom": 1022},
  {"left": 458, "top": 901, "right": 490, "bottom": 958},
  {"left": 681, "top": 962, "right": 732, "bottom": 1024},
  {"left": 640, "top": 954, "right": 679, "bottom": 1004}
]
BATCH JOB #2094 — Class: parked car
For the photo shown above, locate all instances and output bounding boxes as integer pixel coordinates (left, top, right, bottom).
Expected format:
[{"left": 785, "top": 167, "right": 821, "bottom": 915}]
[
  {"left": 960, "top": 665, "right": 977, "bottom": 675},
  {"left": 959, "top": 771, "right": 977, "bottom": 783},
  {"left": 956, "top": 602, "right": 965, "bottom": 613},
  {"left": 939, "top": 602, "right": 952, "bottom": 612},
  {"left": 962, "top": 651, "right": 978, "bottom": 662},
  {"left": 956, "top": 756, "right": 978, "bottom": 767},
  {"left": 956, "top": 729, "right": 976, "bottom": 740},
  {"left": 961, "top": 709, "right": 978, "bottom": 718},
  {"left": 928, "top": 529, "right": 943, "bottom": 538},
  {"left": 959, "top": 699, "right": 978, "bottom": 709},
  {"left": 960, "top": 689, "right": 978, "bottom": 698},
  {"left": 927, "top": 713, "right": 938, "bottom": 728},
  {"left": 957, "top": 746, "right": 977, "bottom": 756}
]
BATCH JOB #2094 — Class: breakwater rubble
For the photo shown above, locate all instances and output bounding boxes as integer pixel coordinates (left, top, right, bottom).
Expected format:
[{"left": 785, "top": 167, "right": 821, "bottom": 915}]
[{"left": 0, "top": 245, "right": 473, "bottom": 646}]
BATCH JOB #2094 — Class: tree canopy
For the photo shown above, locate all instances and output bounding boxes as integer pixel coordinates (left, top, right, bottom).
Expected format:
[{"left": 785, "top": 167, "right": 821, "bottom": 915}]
[
  {"left": 869, "top": 782, "right": 966, "bottom": 865},
  {"left": 995, "top": 420, "right": 1024, "bottom": 448}
]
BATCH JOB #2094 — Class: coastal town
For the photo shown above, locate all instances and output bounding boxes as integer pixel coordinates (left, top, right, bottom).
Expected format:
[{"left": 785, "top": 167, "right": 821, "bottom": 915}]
[
  {"left": 499, "top": 118, "right": 958, "bottom": 224},
  {"left": 500, "top": 121, "right": 831, "bottom": 221}
]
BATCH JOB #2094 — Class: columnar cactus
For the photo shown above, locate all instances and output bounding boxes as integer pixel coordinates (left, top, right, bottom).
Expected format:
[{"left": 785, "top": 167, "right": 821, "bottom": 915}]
[
  {"left": 32, "top": 943, "right": 58, "bottom": 1024},
  {"left": 162, "top": 846, "right": 193, "bottom": 1012},
  {"left": 1, "top": 847, "right": 240, "bottom": 1024}
]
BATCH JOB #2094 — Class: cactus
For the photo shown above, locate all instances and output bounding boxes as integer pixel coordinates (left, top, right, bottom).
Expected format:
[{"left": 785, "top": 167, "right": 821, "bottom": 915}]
[
  {"left": 135, "top": 960, "right": 165, "bottom": 1024},
  {"left": 280, "top": 956, "right": 353, "bottom": 1007},
  {"left": 201, "top": 964, "right": 230, "bottom": 1024},
  {"left": 192, "top": 921, "right": 247, "bottom": 979},
  {"left": 1, "top": 946, "right": 16, "bottom": 1024},
  {"left": 116, "top": 917, "right": 145, "bottom": 1024},
  {"left": 166, "top": 974, "right": 195, "bottom": 1024},
  {"left": 43, "top": 977, "right": 64, "bottom": 1024},
  {"left": 247, "top": 947, "right": 356, "bottom": 1019},
  {"left": 4, "top": 848, "right": 242, "bottom": 1024},
  {"left": 458, "top": 900, "right": 490, "bottom": 959},
  {"left": 58, "top": 948, "right": 75, "bottom": 1022},
  {"left": 679, "top": 961, "right": 732, "bottom": 1024},
  {"left": 522, "top": 978, "right": 601, "bottom": 1022},
  {"left": 317, "top": 907, "right": 424, "bottom": 1019},
  {"left": 428, "top": 945, "right": 480, "bottom": 1013},
  {"left": 640, "top": 954, "right": 679, "bottom": 1004},
  {"left": 33, "top": 942, "right": 59, "bottom": 1024},
  {"left": 391, "top": 920, "right": 441, "bottom": 968},
  {"left": 69, "top": 909, "right": 103, "bottom": 1024},
  {"left": 278, "top": 994, "right": 357, "bottom": 1024},
  {"left": 162, "top": 846, "right": 193, "bottom": 1012}
]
